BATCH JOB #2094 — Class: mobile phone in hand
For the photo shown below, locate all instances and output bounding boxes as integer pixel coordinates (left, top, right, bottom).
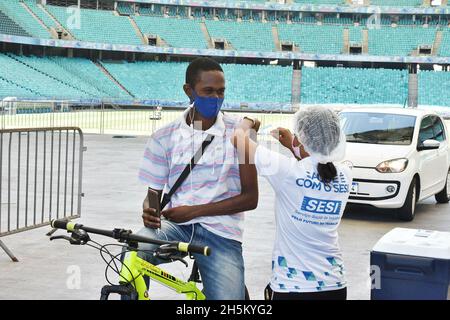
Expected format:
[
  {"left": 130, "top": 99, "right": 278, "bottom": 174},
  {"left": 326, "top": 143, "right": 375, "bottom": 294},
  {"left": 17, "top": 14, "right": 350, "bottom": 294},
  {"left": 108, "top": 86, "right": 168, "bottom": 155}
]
[{"left": 147, "top": 188, "right": 161, "bottom": 231}]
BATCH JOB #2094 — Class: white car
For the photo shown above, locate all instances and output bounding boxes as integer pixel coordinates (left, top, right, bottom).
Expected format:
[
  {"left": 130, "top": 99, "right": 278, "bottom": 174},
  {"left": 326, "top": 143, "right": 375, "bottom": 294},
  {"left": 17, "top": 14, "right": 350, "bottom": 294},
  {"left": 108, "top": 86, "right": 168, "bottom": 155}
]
[{"left": 339, "top": 108, "right": 450, "bottom": 221}]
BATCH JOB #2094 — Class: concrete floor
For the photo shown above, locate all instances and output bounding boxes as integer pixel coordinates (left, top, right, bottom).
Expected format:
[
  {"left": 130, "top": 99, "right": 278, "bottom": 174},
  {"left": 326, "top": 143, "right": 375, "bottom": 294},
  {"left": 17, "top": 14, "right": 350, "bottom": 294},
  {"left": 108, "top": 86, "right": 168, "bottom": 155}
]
[{"left": 0, "top": 133, "right": 449, "bottom": 300}]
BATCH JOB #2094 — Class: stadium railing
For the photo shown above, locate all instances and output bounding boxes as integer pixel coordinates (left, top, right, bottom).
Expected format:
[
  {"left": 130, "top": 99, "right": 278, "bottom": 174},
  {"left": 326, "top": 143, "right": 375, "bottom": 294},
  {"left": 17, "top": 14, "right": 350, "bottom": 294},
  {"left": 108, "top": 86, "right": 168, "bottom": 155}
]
[{"left": 0, "top": 127, "right": 85, "bottom": 262}]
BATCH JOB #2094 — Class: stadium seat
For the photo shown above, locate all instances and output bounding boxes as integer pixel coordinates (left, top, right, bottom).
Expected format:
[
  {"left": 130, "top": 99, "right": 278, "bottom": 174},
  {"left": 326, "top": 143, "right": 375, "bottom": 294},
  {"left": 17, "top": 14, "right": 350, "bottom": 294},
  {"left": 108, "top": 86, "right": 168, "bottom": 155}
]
[
  {"left": 323, "top": 15, "right": 353, "bottom": 25},
  {"left": 0, "top": 53, "right": 131, "bottom": 100},
  {"left": 369, "top": 0, "right": 423, "bottom": 7},
  {"left": 278, "top": 24, "right": 344, "bottom": 54},
  {"left": 301, "top": 66, "right": 408, "bottom": 105},
  {"left": 49, "top": 56, "right": 131, "bottom": 99},
  {"left": 132, "top": 16, "right": 207, "bottom": 49},
  {"left": 368, "top": 26, "right": 437, "bottom": 56},
  {"left": 23, "top": 0, "right": 58, "bottom": 29},
  {"left": 440, "top": 28, "right": 450, "bottom": 56},
  {"left": 0, "top": 0, "right": 51, "bottom": 38},
  {"left": 0, "top": 75, "right": 38, "bottom": 99},
  {"left": 205, "top": 20, "right": 275, "bottom": 51},
  {"left": 46, "top": 5, "right": 142, "bottom": 45},
  {"left": 116, "top": 2, "right": 134, "bottom": 15},
  {"left": 139, "top": 4, "right": 164, "bottom": 17},
  {"left": 0, "top": 9, "right": 31, "bottom": 37},
  {"left": 349, "top": 26, "right": 363, "bottom": 44},
  {"left": 100, "top": 60, "right": 292, "bottom": 104},
  {"left": 419, "top": 70, "right": 450, "bottom": 106}
]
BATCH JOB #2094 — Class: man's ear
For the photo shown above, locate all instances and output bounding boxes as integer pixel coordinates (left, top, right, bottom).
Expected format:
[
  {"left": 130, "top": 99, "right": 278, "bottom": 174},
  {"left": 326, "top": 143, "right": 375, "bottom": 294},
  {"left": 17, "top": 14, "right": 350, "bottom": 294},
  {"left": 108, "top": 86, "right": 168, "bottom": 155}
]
[{"left": 183, "top": 84, "right": 193, "bottom": 101}]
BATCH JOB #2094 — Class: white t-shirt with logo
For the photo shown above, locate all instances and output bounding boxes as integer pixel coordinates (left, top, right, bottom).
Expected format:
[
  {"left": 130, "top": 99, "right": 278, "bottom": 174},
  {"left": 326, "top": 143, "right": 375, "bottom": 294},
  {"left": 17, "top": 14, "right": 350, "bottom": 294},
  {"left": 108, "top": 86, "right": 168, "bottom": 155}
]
[{"left": 254, "top": 145, "right": 352, "bottom": 293}]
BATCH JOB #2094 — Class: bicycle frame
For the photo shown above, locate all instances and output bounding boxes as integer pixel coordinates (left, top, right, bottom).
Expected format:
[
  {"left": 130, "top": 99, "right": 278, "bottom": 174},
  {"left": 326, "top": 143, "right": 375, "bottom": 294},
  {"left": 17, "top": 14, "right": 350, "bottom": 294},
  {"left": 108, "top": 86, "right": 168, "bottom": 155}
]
[
  {"left": 119, "top": 250, "right": 206, "bottom": 300},
  {"left": 49, "top": 219, "right": 210, "bottom": 300}
]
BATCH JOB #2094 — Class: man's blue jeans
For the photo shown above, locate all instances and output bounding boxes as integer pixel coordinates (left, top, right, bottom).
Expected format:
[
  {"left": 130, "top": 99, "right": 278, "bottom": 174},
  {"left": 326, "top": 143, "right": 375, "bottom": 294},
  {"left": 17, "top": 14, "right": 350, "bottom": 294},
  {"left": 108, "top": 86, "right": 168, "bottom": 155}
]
[{"left": 133, "top": 221, "right": 245, "bottom": 300}]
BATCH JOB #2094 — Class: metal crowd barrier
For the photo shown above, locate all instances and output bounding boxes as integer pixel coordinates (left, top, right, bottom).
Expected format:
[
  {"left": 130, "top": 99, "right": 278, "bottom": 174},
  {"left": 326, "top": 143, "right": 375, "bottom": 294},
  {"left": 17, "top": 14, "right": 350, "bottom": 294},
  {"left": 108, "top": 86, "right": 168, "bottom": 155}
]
[{"left": 0, "top": 127, "right": 85, "bottom": 262}]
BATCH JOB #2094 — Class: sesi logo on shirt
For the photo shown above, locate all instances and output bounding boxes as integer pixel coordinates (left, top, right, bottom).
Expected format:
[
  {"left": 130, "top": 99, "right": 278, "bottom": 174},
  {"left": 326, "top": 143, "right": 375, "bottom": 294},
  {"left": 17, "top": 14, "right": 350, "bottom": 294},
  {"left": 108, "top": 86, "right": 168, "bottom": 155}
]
[{"left": 300, "top": 196, "right": 342, "bottom": 215}]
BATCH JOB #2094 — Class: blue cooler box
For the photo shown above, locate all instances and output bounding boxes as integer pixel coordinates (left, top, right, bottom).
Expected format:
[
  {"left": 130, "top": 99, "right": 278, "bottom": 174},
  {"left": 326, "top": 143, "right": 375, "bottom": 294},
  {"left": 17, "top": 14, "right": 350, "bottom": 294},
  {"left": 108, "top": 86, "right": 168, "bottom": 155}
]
[{"left": 371, "top": 228, "right": 450, "bottom": 300}]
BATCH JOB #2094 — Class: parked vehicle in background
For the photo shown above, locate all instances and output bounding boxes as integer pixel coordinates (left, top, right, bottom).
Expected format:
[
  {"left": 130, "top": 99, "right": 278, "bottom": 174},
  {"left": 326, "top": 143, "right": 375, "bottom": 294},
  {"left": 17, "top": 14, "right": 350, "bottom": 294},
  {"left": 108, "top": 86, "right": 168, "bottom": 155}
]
[{"left": 340, "top": 108, "right": 450, "bottom": 221}]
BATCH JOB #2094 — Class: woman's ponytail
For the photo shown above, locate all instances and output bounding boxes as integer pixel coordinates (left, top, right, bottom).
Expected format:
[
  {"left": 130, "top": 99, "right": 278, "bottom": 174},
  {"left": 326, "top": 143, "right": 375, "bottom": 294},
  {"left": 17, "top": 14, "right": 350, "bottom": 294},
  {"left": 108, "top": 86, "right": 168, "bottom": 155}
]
[{"left": 317, "top": 162, "right": 337, "bottom": 184}]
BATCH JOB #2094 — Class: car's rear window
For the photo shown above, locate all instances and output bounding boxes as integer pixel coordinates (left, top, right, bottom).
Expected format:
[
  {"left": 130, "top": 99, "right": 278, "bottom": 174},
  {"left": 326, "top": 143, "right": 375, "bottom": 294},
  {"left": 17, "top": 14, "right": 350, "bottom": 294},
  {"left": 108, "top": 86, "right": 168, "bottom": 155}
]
[{"left": 340, "top": 112, "right": 416, "bottom": 145}]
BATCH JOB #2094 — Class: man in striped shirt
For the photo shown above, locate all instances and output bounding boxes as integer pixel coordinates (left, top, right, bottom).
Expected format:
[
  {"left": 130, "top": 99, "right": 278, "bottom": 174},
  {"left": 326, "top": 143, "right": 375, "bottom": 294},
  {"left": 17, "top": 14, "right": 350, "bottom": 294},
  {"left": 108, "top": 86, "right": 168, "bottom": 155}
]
[{"left": 137, "top": 58, "right": 260, "bottom": 300}]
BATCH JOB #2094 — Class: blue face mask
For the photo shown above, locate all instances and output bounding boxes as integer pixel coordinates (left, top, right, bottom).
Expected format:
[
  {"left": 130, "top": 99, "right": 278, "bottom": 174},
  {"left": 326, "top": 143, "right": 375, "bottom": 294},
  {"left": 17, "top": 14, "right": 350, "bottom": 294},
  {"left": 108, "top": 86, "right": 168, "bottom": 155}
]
[{"left": 191, "top": 90, "right": 224, "bottom": 119}]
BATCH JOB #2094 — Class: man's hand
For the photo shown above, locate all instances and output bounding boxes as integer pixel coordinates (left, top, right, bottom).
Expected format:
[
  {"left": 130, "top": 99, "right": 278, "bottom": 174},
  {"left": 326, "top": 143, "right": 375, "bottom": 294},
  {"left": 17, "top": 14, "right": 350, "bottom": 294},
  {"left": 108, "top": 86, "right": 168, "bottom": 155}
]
[
  {"left": 162, "top": 206, "right": 195, "bottom": 223},
  {"left": 270, "top": 127, "right": 294, "bottom": 149},
  {"left": 142, "top": 207, "right": 161, "bottom": 229}
]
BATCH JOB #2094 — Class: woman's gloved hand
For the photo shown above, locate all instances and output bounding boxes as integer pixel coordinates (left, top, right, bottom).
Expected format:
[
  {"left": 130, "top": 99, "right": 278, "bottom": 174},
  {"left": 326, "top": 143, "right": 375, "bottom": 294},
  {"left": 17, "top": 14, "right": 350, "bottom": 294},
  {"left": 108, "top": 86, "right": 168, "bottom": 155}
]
[{"left": 270, "top": 127, "right": 295, "bottom": 149}]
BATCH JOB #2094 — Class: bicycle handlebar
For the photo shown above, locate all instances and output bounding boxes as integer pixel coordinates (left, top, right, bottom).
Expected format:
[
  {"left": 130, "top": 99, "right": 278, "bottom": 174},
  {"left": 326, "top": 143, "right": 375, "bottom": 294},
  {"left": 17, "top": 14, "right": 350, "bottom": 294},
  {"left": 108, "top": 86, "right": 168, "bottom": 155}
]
[
  {"left": 50, "top": 219, "right": 211, "bottom": 256},
  {"left": 51, "top": 219, "right": 71, "bottom": 230}
]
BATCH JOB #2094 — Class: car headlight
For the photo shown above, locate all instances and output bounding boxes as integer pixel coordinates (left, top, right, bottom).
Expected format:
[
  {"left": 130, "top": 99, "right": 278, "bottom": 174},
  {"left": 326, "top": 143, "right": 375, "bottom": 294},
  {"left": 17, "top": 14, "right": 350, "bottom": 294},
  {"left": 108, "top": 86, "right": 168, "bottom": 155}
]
[{"left": 376, "top": 158, "right": 408, "bottom": 173}]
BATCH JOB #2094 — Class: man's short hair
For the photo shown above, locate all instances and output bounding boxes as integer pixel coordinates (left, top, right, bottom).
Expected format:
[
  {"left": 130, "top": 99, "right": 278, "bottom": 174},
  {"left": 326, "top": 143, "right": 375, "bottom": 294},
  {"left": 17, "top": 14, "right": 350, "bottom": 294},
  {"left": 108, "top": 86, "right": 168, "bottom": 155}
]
[{"left": 186, "top": 57, "right": 224, "bottom": 88}]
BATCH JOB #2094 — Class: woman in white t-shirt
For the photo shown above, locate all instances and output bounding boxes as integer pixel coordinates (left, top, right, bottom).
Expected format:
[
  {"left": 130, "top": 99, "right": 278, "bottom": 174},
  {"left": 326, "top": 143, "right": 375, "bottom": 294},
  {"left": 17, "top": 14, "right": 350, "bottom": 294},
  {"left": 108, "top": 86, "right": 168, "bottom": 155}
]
[{"left": 231, "top": 106, "right": 352, "bottom": 300}]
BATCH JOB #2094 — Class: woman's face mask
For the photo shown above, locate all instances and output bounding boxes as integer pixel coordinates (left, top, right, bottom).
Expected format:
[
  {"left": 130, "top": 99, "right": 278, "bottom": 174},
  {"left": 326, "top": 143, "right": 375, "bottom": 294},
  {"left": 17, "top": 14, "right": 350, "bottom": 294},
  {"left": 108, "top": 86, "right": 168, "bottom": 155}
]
[{"left": 191, "top": 89, "right": 224, "bottom": 119}]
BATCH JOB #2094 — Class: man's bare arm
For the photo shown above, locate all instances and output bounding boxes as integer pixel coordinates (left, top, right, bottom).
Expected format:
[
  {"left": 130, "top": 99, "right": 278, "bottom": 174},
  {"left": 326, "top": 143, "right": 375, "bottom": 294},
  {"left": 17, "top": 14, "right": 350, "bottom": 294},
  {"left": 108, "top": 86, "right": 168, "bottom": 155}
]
[
  {"left": 161, "top": 119, "right": 260, "bottom": 222},
  {"left": 177, "top": 162, "right": 258, "bottom": 219}
]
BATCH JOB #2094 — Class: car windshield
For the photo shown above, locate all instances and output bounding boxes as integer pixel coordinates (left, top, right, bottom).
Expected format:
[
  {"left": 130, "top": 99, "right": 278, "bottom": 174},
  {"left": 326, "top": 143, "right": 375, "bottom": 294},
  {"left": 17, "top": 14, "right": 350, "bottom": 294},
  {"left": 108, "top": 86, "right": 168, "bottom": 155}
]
[{"left": 340, "top": 112, "right": 416, "bottom": 145}]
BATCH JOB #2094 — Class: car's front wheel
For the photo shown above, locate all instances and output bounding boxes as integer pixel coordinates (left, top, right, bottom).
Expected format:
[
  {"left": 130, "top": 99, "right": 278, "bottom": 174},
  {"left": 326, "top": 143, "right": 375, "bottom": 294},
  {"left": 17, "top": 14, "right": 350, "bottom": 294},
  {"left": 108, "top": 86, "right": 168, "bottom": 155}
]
[
  {"left": 435, "top": 167, "right": 450, "bottom": 204},
  {"left": 396, "top": 177, "right": 417, "bottom": 222}
]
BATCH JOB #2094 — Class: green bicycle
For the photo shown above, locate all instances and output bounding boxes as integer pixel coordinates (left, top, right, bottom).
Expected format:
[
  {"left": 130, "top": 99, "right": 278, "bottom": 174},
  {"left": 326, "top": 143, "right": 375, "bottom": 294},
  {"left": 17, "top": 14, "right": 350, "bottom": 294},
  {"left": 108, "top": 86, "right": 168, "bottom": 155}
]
[{"left": 49, "top": 219, "right": 211, "bottom": 300}]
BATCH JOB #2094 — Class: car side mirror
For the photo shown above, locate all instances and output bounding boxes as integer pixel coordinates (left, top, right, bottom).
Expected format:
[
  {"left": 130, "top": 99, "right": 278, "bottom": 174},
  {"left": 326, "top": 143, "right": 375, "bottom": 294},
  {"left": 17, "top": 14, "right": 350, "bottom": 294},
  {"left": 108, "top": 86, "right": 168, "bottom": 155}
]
[{"left": 418, "top": 139, "right": 440, "bottom": 151}]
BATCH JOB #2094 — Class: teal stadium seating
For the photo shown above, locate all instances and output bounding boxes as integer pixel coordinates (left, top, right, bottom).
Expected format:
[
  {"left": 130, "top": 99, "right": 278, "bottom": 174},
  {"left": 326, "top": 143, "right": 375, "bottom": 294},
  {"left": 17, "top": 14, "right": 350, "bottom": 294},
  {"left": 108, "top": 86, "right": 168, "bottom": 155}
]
[
  {"left": 0, "top": 75, "right": 39, "bottom": 99},
  {"left": 397, "top": 17, "right": 423, "bottom": 26},
  {"left": 167, "top": 6, "right": 178, "bottom": 17},
  {"left": 419, "top": 70, "right": 450, "bottom": 106},
  {"left": 0, "top": 9, "right": 30, "bottom": 37},
  {"left": 301, "top": 15, "right": 317, "bottom": 24},
  {"left": 368, "top": 26, "right": 437, "bottom": 56},
  {"left": 0, "top": 53, "right": 92, "bottom": 99},
  {"left": 369, "top": 0, "right": 423, "bottom": 7},
  {"left": 1, "top": 0, "right": 448, "bottom": 59},
  {"left": 132, "top": 16, "right": 207, "bottom": 49},
  {"left": 100, "top": 61, "right": 190, "bottom": 101},
  {"left": 205, "top": 20, "right": 275, "bottom": 51},
  {"left": 323, "top": 15, "right": 353, "bottom": 25},
  {"left": 0, "top": 54, "right": 132, "bottom": 100},
  {"left": 349, "top": 26, "right": 363, "bottom": 44},
  {"left": 360, "top": 16, "right": 392, "bottom": 27},
  {"left": 117, "top": 2, "right": 134, "bottom": 15},
  {"left": 100, "top": 61, "right": 292, "bottom": 104},
  {"left": 1, "top": 1, "right": 450, "bottom": 110},
  {"left": 139, "top": 4, "right": 164, "bottom": 16},
  {"left": 440, "top": 28, "right": 450, "bottom": 57},
  {"left": 222, "top": 63, "right": 292, "bottom": 104},
  {"left": 48, "top": 56, "right": 131, "bottom": 99},
  {"left": 278, "top": 24, "right": 344, "bottom": 54},
  {"left": 23, "top": 0, "right": 58, "bottom": 30},
  {"left": 46, "top": 5, "right": 142, "bottom": 45},
  {"left": 3, "top": 54, "right": 450, "bottom": 108},
  {"left": 301, "top": 67, "right": 408, "bottom": 105},
  {"left": 0, "top": 0, "right": 50, "bottom": 38}
]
